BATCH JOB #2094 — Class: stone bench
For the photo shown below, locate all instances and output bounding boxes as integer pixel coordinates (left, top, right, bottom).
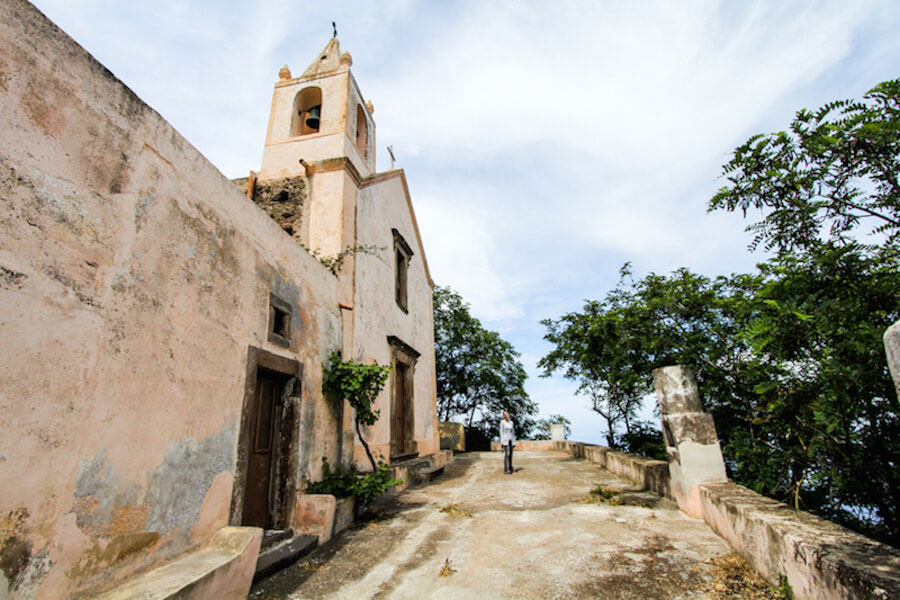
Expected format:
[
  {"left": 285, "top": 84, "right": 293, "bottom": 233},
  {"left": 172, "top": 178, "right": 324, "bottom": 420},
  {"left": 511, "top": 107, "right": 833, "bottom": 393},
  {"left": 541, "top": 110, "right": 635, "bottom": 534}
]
[{"left": 95, "top": 527, "right": 261, "bottom": 600}]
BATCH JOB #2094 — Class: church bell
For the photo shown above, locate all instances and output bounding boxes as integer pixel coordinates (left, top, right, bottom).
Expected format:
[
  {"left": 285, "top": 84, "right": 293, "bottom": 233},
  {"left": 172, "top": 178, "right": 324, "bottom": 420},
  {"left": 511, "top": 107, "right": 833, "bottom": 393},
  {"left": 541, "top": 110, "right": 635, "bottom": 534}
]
[{"left": 305, "top": 105, "right": 321, "bottom": 130}]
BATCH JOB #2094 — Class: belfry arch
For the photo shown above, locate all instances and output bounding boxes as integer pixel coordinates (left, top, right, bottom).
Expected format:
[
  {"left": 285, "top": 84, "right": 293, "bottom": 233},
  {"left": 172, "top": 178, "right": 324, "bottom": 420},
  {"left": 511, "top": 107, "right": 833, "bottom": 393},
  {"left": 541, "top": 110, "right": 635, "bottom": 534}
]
[
  {"left": 355, "top": 104, "right": 368, "bottom": 160},
  {"left": 291, "top": 86, "right": 322, "bottom": 137}
]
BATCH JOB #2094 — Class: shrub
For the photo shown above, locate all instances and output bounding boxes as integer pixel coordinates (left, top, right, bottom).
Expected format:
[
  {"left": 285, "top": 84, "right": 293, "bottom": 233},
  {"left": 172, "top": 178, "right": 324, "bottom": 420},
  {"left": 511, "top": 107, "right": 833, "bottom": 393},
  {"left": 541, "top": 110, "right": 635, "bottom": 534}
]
[{"left": 303, "top": 457, "right": 403, "bottom": 504}]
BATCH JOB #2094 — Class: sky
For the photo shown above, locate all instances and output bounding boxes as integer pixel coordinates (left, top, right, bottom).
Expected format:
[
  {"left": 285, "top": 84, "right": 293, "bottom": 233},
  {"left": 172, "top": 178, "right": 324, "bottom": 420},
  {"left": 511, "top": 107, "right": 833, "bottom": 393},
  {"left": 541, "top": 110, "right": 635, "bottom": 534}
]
[{"left": 32, "top": 0, "right": 900, "bottom": 444}]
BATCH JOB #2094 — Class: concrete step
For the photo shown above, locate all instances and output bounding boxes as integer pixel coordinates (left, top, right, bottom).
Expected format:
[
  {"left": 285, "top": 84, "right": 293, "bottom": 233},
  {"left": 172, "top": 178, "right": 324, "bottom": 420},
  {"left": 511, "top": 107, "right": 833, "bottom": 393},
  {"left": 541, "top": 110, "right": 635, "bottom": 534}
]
[
  {"left": 416, "top": 465, "right": 444, "bottom": 483},
  {"left": 392, "top": 451, "right": 420, "bottom": 463},
  {"left": 253, "top": 533, "right": 317, "bottom": 582},
  {"left": 260, "top": 528, "right": 293, "bottom": 551}
]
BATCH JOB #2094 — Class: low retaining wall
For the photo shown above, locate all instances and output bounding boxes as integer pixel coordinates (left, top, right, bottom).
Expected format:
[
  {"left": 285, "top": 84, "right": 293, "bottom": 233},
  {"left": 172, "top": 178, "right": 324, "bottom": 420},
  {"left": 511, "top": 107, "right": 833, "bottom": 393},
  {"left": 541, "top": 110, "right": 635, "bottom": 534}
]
[
  {"left": 699, "top": 482, "right": 900, "bottom": 600},
  {"left": 555, "top": 440, "right": 900, "bottom": 599},
  {"left": 489, "top": 440, "right": 557, "bottom": 452},
  {"left": 293, "top": 495, "right": 356, "bottom": 544},
  {"left": 552, "top": 441, "right": 671, "bottom": 499}
]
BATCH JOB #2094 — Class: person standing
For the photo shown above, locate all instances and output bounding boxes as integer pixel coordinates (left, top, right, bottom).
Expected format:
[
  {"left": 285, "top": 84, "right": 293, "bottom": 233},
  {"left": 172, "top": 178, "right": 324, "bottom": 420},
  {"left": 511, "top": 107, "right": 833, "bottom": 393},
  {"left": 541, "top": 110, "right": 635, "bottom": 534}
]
[{"left": 499, "top": 410, "right": 516, "bottom": 474}]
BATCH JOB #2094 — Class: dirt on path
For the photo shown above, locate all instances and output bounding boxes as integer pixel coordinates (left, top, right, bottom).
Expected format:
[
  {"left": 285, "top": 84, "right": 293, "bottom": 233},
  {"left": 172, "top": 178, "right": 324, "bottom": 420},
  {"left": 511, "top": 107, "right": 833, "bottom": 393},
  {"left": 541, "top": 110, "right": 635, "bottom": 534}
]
[{"left": 250, "top": 451, "right": 743, "bottom": 599}]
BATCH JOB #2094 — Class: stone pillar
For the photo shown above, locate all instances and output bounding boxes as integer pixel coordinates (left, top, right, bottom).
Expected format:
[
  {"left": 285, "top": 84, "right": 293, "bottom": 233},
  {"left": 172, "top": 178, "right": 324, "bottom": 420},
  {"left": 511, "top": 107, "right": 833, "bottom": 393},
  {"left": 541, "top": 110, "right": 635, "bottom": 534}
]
[
  {"left": 439, "top": 422, "right": 465, "bottom": 452},
  {"left": 550, "top": 423, "right": 566, "bottom": 441},
  {"left": 653, "top": 365, "right": 727, "bottom": 518},
  {"left": 884, "top": 319, "right": 900, "bottom": 401}
]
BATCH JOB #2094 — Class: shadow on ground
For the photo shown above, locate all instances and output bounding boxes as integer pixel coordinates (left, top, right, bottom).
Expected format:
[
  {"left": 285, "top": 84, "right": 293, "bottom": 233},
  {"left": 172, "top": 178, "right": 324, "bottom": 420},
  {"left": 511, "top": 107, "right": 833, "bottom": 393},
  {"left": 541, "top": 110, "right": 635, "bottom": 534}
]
[{"left": 250, "top": 451, "right": 772, "bottom": 600}]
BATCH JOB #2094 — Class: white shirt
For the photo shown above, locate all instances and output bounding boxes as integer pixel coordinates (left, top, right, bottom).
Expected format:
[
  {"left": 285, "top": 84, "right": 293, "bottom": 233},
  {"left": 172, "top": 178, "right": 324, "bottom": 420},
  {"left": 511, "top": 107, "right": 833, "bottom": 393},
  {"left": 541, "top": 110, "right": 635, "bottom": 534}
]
[{"left": 499, "top": 418, "right": 516, "bottom": 447}]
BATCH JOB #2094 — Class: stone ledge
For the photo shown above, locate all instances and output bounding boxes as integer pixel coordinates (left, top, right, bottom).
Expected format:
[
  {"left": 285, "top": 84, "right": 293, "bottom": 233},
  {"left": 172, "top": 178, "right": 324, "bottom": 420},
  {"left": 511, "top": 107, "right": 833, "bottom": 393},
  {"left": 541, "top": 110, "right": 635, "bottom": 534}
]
[
  {"left": 489, "top": 440, "right": 557, "bottom": 452},
  {"left": 95, "top": 526, "right": 262, "bottom": 600},
  {"left": 552, "top": 441, "right": 671, "bottom": 499},
  {"left": 699, "top": 482, "right": 900, "bottom": 600}
]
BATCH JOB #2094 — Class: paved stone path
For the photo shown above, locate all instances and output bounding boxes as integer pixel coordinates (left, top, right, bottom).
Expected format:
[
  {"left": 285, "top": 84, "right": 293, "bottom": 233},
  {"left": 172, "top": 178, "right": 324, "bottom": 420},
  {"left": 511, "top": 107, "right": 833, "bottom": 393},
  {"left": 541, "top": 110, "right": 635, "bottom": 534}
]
[{"left": 250, "top": 451, "right": 733, "bottom": 599}]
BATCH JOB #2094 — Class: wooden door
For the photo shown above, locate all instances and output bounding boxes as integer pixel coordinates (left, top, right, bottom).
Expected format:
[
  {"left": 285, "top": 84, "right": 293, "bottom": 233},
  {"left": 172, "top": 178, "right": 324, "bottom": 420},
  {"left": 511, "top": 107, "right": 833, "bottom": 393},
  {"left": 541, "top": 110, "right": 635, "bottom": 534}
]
[
  {"left": 242, "top": 370, "right": 281, "bottom": 528},
  {"left": 391, "top": 362, "right": 409, "bottom": 457}
]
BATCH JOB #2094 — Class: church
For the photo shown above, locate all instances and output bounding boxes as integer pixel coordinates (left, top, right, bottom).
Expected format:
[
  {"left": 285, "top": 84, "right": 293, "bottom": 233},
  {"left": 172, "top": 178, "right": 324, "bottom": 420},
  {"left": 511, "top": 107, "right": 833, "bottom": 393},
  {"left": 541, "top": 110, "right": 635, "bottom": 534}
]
[{"left": 0, "top": 0, "right": 444, "bottom": 597}]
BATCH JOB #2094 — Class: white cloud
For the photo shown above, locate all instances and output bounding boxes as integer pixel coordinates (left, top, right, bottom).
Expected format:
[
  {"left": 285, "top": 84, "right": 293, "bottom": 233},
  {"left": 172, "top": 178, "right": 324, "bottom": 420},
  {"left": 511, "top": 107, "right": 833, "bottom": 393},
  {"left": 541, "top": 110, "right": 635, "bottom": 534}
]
[
  {"left": 29, "top": 0, "right": 900, "bottom": 440},
  {"left": 415, "top": 188, "right": 524, "bottom": 321},
  {"left": 369, "top": 0, "right": 866, "bottom": 168}
]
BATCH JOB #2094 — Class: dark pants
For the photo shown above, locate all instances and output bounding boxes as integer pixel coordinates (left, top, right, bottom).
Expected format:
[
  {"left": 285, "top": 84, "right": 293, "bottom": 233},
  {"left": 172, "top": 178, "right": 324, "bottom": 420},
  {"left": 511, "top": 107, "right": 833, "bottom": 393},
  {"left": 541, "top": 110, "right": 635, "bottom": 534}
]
[{"left": 503, "top": 443, "right": 514, "bottom": 473}]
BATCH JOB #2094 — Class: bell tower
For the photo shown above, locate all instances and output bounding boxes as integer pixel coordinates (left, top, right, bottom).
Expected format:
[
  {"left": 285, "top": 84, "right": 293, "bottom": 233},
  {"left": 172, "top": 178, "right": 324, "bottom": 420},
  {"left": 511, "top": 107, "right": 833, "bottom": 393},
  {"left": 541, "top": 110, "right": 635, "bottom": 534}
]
[
  {"left": 257, "top": 37, "right": 376, "bottom": 181},
  {"left": 253, "top": 37, "right": 377, "bottom": 266}
]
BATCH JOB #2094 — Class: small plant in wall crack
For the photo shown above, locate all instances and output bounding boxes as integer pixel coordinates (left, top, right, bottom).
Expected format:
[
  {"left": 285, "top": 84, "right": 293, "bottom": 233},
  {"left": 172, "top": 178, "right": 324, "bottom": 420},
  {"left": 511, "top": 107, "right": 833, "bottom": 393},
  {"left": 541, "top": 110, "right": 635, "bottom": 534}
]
[{"left": 301, "top": 244, "right": 384, "bottom": 275}]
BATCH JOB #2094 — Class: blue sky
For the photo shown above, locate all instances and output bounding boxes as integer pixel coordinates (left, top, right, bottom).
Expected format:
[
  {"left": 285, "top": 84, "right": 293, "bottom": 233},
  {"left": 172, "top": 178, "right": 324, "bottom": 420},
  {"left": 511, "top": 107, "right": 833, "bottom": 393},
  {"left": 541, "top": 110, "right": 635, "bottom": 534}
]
[{"left": 32, "top": 0, "right": 900, "bottom": 444}]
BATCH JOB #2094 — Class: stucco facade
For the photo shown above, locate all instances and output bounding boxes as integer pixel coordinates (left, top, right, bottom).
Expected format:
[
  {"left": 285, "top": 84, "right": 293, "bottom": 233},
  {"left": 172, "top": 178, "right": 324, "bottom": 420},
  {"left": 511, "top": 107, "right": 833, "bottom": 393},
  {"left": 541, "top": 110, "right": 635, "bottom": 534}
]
[
  {"left": 251, "top": 37, "right": 440, "bottom": 470},
  {"left": 0, "top": 2, "right": 438, "bottom": 598}
]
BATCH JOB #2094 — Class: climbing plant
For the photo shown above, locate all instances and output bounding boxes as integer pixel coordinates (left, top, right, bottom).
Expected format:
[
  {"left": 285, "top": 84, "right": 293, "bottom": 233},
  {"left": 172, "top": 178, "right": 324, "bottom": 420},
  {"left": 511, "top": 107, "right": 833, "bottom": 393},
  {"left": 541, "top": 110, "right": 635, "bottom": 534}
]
[
  {"left": 301, "top": 244, "right": 383, "bottom": 275},
  {"left": 322, "top": 351, "right": 392, "bottom": 472}
]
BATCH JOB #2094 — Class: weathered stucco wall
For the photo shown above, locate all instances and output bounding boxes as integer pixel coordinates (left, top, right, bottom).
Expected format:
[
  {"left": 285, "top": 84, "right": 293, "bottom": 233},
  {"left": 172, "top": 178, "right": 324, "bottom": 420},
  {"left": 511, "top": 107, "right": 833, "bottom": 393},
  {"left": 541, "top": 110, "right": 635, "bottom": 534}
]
[
  {"left": 352, "top": 172, "right": 439, "bottom": 466},
  {"left": 699, "top": 482, "right": 900, "bottom": 600},
  {"left": 0, "top": 2, "right": 343, "bottom": 597},
  {"left": 552, "top": 440, "right": 900, "bottom": 599}
]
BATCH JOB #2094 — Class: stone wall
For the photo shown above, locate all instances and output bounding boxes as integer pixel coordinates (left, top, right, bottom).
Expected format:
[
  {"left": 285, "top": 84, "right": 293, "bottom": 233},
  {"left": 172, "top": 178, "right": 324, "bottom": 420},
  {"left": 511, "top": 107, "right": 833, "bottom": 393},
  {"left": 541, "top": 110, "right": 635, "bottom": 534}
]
[
  {"left": 653, "top": 365, "right": 727, "bottom": 517},
  {"left": 553, "top": 439, "right": 900, "bottom": 598},
  {"left": 232, "top": 175, "right": 308, "bottom": 244},
  {"left": 649, "top": 359, "right": 900, "bottom": 599},
  {"left": 439, "top": 422, "right": 465, "bottom": 451},
  {"left": 0, "top": 1, "right": 343, "bottom": 597},
  {"left": 551, "top": 441, "right": 671, "bottom": 499},
  {"left": 699, "top": 482, "right": 900, "bottom": 600}
]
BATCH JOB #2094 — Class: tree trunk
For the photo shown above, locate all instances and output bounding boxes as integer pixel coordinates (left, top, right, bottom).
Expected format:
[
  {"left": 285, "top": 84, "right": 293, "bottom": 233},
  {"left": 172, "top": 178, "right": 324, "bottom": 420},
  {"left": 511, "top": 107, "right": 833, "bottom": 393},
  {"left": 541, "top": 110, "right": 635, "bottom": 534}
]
[
  {"left": 605, "top": 415, "right": 616, "bottom": 448},
  {"left": 355, "top": 418, "right": 378, "bottom": 473}
]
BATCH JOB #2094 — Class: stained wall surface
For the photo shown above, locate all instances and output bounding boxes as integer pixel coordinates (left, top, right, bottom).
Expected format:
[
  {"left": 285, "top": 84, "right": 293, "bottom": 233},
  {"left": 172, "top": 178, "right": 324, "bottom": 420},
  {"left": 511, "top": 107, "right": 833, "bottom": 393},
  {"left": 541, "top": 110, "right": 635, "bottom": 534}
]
[
  {"left": 352, "top": 171, "right": 439, "bottom": 464},
  {"left": 0, "top": 1, "right": 343, "bottom": 597}
]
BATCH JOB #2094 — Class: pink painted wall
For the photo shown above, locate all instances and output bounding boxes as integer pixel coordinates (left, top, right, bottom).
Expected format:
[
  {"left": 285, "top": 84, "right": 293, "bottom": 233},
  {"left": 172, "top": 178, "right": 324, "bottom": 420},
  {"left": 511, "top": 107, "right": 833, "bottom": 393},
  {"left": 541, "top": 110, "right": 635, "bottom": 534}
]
[
  {"left": 0, "top": 1, "right": 344, "bottom": 597},
  {"left": 353, "top": 172, "right": 439, "bottom": 467}
]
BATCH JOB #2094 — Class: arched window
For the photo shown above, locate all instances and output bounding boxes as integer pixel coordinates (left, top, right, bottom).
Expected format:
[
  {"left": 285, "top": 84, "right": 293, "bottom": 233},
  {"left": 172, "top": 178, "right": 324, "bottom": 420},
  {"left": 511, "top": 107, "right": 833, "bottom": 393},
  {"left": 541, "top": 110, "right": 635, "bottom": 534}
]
[
  {"left": 291, "top": 87, "right": 322, "bottom": 137},
  {"left": 355, "top": 104, "right": 368, "bottom": 160}
]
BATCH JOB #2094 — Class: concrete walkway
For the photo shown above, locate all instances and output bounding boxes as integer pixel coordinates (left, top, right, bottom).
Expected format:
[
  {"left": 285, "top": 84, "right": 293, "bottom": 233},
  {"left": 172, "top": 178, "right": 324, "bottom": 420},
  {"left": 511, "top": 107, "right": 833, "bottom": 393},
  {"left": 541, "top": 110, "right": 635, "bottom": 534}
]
[{"left": 250, "top": 451, "right": 735, "bottom": 600}]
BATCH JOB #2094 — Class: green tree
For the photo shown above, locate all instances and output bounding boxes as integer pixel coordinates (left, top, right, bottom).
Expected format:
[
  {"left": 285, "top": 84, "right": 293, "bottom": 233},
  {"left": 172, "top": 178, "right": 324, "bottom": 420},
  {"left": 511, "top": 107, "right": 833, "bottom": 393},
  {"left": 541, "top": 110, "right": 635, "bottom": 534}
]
[
  {"left": 617, "top": 421, "right": 666, "bottom": 461},
  {"left": 541, "top": 260, "right": 900, "bottom": 542},
  {"left": 323, "top": 351, "right": 392, "bottom": 473},
  {"left": 540, "top": 266, "right": 763, "bottom": 448},
  {"left": 533, "top": 414, "right": 572, "bottom": 440},
  {"left": 710, "top": 79, "right": 900, "bottom": 255},
  {"left": 433, "top": 286, "right": 536, "bottom": 439},
  {"left": 539, "top": 79, "right": 900, "bottom": 545},
  {"left": 710, "top": 79, "right": 900, "bottom": 543}
]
